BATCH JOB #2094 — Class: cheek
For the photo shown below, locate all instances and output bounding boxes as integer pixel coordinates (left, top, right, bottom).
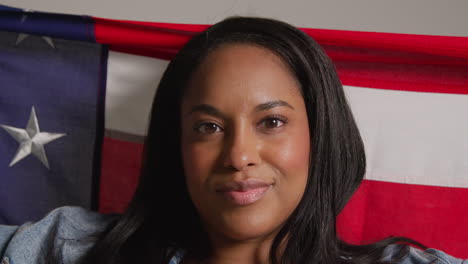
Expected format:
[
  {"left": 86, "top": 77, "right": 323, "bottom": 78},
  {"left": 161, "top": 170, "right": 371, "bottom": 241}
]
[
  {"left": 265, "top": 124, "right": 310, "bottom": 179},
  {"left": 273, "top": 136, "right": 309, "bottom": 172},
  {"left": 262, "top": 122, "right": 310, "bottom": 204},
  {"left": 181, "top": 139, "right": 221, "bottom": 190},
  {"left": 181, "top": 139, "right": 226, "bottom": 224}
]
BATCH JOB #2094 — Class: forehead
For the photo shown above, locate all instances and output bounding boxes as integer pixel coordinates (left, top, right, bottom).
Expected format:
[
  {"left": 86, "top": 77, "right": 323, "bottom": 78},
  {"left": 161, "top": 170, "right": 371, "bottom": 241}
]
[{"left": 183, "top": 43, "right": 302, "bottom": 105}]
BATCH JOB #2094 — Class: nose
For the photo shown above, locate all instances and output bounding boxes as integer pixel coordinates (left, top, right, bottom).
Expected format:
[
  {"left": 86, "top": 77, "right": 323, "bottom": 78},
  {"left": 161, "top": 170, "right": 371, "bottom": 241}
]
[{"left": 223, "top": 126, "right": 260, "bottom": 171}]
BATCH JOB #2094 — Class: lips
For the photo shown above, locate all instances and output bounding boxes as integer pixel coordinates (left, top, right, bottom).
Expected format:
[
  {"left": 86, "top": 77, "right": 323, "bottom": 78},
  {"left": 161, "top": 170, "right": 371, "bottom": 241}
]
[{"left": 216, "top": 179, "right": 273, "bottom": 206}]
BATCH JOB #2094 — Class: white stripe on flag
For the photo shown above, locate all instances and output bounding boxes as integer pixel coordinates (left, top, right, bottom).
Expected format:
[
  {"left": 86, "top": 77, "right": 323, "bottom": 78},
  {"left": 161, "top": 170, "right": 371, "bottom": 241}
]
[
  {"left": 106, "top": 51, "right": 168, "bottom": 137},
  {"left": 345, "top": 85, "right": 468, "bottom": 188}
]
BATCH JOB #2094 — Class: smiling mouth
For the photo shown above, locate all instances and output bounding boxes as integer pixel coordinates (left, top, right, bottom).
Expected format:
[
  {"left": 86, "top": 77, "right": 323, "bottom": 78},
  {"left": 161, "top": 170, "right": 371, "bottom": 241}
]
[
  {"left": 222, "top": 186, "right": 271, "bottom": 205},
  {"left": 216, "top": 179, "right": 273, "bottom": 206}
]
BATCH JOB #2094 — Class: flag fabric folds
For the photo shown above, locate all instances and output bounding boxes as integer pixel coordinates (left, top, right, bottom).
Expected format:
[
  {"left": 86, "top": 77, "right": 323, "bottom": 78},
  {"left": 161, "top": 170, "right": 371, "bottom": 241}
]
[
  {"left": 0, "top": 5, "right": 467, "bottom": 258},
  {"left": 0, "top": 9, "right": 105, "bottom": 225}
]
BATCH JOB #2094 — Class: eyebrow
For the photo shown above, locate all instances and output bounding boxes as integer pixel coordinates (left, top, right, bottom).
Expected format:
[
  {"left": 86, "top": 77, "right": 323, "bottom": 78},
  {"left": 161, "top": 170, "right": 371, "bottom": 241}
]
[
  {"left": 188, "top": 104, "right": 226, "bottom": 119},
  {"left": 254, "top": 100, "right": 294, "bottom": 112},
  {"left": 187, "top": 100, "right": 294, "bottom": 118}
]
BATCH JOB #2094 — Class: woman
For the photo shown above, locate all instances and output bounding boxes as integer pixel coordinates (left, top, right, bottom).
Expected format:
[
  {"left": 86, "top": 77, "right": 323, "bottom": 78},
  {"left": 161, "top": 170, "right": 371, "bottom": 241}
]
[{"left": 0, "top": 17, "right": 465, "bottom": 264}]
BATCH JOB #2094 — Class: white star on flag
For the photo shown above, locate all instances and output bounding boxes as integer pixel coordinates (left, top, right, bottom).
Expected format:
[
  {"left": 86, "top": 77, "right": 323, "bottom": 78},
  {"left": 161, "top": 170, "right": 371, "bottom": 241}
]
[
  {"left": 15, "top": 9, "right": 55, "bottom": 48},
  {"left": 20, "top": 8, "right": 34, "bottom": 23},
  {"left": 1, "top": 106, "right": 66, "bottom": 169},
  {"left": 16, "top": 33, "right": 55, "bottom": 48}
]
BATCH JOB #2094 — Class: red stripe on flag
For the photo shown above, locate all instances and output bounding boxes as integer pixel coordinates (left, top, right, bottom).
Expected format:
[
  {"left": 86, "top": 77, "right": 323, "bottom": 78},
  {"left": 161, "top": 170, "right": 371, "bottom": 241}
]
[
  {"left": 94, "top": 17, "right": 468, "bottom": 59},
  {"left": 99, "top": 137, "right": 142, "bottom": 213},
  {"left": 337, "top": 61, "right": 468, "bottom": 94},
  {"left": 301, "top": 28, "right": 468, "bottom": 59},
  {"left": 338, "top": 180, "right": 468, "bottom": 258},
  {"left": 94, "top": 17, "right": 204, "bottom": 58},
  {"left": 324, "top": 44, "right": 468, "bottom": 66},
  {"left": 94, "top": 17, "right": 468, "bottom": 94}
]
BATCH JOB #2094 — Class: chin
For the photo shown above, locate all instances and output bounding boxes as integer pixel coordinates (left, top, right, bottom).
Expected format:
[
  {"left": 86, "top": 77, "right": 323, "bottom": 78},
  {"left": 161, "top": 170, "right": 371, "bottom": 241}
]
[{"left": 212, "top": 209, "right": 283, "bottom": 242}]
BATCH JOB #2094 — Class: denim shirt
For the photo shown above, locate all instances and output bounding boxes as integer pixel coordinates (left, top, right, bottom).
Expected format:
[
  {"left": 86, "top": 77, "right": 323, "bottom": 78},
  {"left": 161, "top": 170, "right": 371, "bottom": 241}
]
[{"left": 0, "top": 207, "right": 465, "bottom": 264}]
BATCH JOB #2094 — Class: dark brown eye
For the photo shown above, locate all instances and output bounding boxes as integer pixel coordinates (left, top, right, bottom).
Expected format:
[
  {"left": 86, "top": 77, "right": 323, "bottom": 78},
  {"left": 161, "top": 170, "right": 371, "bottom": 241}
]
[
  {"left": 195, "top": 122, "right": 222, "bottom": 134},
  {"left": 261, "top": 117, "right": 286, "bottom": 129}
]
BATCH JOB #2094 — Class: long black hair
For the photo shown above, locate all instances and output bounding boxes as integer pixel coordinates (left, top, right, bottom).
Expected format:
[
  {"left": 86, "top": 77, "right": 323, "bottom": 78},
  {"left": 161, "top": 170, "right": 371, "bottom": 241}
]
[{"left": 83, "top": 17, "right": 423, "bottom": 264}]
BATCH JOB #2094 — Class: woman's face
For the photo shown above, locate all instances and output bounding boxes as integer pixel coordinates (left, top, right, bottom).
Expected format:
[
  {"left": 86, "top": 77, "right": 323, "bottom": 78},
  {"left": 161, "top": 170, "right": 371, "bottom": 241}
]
[{"left": 181, "top": 44, "right": 310, "bottom": 243}]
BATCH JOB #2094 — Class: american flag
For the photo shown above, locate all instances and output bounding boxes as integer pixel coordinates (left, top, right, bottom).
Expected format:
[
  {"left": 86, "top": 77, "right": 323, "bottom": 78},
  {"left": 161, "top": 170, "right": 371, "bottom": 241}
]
[{"left": 0, "top": 5, "right": 467, "bottom": 258}]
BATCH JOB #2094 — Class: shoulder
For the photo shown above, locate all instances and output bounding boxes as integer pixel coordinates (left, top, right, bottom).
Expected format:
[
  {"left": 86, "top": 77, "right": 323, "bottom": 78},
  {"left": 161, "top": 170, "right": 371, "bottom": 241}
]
[
  {"left": 0, "top": 206, "right": 119, "bottom": 264},
  {"left": 382, "top": 244, "right": 468, "bottom": 264}
]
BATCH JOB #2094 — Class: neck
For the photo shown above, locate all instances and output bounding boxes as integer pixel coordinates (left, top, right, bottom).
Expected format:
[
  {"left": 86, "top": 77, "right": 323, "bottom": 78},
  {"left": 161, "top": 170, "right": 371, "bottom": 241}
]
[
  {"left": 206, "top": 238, "right": 273, "bottom": 264},
  {"left": 186, "top": 233, "right": 279, "bottom": 264}
]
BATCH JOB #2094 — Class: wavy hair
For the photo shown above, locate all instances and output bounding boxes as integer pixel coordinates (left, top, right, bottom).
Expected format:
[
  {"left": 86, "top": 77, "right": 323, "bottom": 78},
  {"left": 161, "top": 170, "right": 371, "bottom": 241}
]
[{"left": 83, "top": 17, "right": 423, "bottom": 264}]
